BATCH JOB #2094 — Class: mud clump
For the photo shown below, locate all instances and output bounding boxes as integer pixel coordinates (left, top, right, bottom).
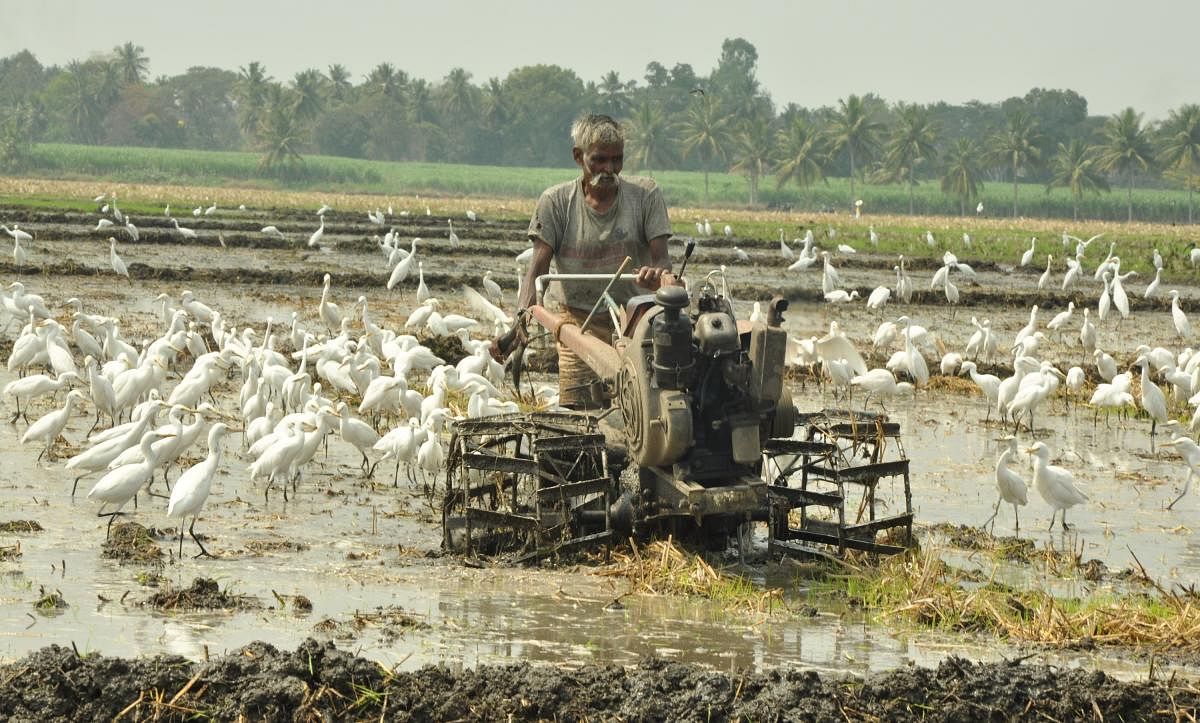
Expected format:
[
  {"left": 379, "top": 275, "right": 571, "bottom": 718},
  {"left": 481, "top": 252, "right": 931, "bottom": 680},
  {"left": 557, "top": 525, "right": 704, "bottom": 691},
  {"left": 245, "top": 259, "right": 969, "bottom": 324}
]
[
  {"left": 32, "top": 587, "right": 68, "bottom": 615},
  {"left": 312, "top": 605, "right": 429, "bottom": 643},
  {"left": 101, "top": 522, "right": 163, "bottom": 564},
  {"left": 142, "top": 577, "right": 261, "bottom": 611},
  {"left": 243, "top": 538, "right": 310, "bottom": 555},
  {"left": 0, "top": 519, "right": 44, "bottom": 533},
  {"left": 0, "top": 641, "right": 1195, "bottom": 722}
]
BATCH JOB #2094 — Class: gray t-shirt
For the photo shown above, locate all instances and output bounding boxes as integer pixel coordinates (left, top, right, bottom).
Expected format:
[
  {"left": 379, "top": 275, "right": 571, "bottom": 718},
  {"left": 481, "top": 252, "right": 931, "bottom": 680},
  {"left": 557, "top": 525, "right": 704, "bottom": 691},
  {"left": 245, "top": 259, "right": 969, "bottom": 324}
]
[{"left": 527, "top": 175, "right": 672, "bottom": 311}]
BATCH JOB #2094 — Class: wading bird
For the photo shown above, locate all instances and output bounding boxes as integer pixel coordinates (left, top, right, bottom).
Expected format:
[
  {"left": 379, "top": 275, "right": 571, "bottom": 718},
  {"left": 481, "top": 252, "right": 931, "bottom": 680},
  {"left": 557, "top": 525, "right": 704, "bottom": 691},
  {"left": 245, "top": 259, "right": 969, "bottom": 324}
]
[
  {"left": 166, "top": 423, "right": 229, "bottom": 557},
  {"left": 1027, "top": 441, "right": 1088, "bottom": 530}
]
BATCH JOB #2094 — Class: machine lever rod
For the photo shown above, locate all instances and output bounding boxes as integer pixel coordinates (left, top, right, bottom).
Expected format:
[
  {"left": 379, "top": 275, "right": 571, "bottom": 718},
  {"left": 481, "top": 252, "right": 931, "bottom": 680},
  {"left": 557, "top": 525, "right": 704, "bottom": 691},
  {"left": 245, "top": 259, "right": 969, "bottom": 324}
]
[
  {"left": 580, "top": 256, "right": 633, "bottom": 336},
  {"left": 677, "top": 239, "right": 697, "bottom": 278}
]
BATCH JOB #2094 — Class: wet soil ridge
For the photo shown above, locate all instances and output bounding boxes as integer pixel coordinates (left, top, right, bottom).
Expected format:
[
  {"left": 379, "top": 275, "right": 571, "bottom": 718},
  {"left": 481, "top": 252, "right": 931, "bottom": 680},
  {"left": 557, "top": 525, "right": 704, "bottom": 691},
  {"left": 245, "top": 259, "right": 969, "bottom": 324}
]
[
  {"left": 0, "top": 640, "right": 1194, "bottom": 721},
  {"left": 0, "top": 519, "right": 43, "bottom": 533},
  {"left": 142, "top": 577, "right": 261, "bottom": 611},
  {"left": 100, "top": 522, "right": 163, "bottom": 564}
]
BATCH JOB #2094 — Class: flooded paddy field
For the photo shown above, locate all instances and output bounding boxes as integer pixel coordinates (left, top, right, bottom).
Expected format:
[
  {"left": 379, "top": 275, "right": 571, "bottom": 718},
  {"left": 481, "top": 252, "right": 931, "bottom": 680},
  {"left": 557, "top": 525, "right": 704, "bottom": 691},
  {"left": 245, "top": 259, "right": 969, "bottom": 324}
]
[{"left": 2, "top": 199, "right": 1200, "bottom": 718}]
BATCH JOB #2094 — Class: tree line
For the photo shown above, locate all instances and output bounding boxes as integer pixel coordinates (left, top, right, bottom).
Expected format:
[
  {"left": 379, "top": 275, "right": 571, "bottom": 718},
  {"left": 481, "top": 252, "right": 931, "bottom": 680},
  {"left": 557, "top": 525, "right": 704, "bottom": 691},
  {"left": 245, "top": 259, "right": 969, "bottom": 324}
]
[{"left": 1, "top": 39, "right": 1198, "bottom": 222}]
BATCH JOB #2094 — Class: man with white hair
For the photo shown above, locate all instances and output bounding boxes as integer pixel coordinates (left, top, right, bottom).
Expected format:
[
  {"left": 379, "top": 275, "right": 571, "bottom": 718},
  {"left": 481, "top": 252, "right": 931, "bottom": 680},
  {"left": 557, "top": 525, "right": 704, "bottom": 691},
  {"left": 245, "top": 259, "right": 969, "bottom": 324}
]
[{"left": 510, "top": 113, "right": 674, "bottom": 409}]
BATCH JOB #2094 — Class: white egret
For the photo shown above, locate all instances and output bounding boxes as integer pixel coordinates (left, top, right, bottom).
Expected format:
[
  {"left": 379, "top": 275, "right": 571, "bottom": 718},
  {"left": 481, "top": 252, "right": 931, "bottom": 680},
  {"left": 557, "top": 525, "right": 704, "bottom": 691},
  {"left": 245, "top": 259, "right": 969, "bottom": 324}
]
[
  {"left": 1093, "top": 349, "right": 1118, "bottom": 382},
  {"left": 1162, "top": 436, "right": 1200, "bottom": 510},
  {"left": 849, "top": 368, "right": 899, "bottom": 410},
  {"left": 1144, "top": 268, "right": 1162, "bottom": 299},
  {"left": 962, "top": 232, "right": 971, "bottom": 248},
  {"left": 2, "top": 224, "right": 32, "bottom": 244},
  {"left": 307, "top": 215, "right": 325, "bottom": 247},
  {"left": 1045, "top": 302, "right": 1074, "bottom": 341},
  {"left": 733, "top": 246, "right": 750, "bottom": 262},
  {"left": 335, "top": 401, "right": 380, "bottom": 475},
  {"left": 1037, "top": 255, "right": 1053, "bottom": 291},
  {"left": 703, "top": 218, "right": 712, "bottom": 236},
  {"left": 869, "top": 226, "right": 879, "bottom": 246},
  {"left": 940, "top": 352, "right": 962, "bottom": 376},
  {"left": 1097, "top": 272, "right": 1111, "bottom": 322},
  {"left": 1136, "top": 356, "right": 1169, "bottom": 436},
  {"left": 779, "top": 229, "right": 794, "bottom": 261},
  {"left": 982, "top": 436, "right": 1027, "bottom": 533},
  {"left": 448, "top": 219, "right": 460, "bottom": 247},
  {"left": 925, "top": 230, "right": 935, "bottom": 248},
  {"left": 724, "top": 224, "right": 733, "bottom": 238},
  {"left": 976, "top": 201, "right": 984, "bottom": 214},
  {"left": 171, "top": 218, "right": 197, "bottom": 239},
  {"left": 1014, "top": 305, "right": 1039, "bottom": 347},
  {"left": 466, "top": 209, "right": 477, "bottom": 221},
  {"left": 22, "top": 390, "right": 86, "bottom": 462},
  {"left": 108, "top": 237, "right": 129, "bottom": 283},
  {"left": 87, "top": 429, "right": 174, "bottom": 537},
  {"left": 416, "top": 262, "right": 432, "bottom": 303},
  {"left": 1020, "top": 238, "right": 1036, "bottom": 267},
  {"left": 1170, "top": 290, "right": 1192, "bottom": 341},
  {"left": 1026, "top": 441, "right": 1087, "bottom": 531},
  {"left": 1061, "top": 256, "right": 1081, "bottom": 290},
  {"left": 166, "top": 423, "right": 229, "bottom": 558},
  {"left": 95, "top": 218, "right": 114, "bottom": 230},
  {"left": 482, "top": 271, "right": 503, "bottom": 303},
  {"left": 3, "top": 371, "right": 79, "bottom": 423},
  {"left": 1153, "top": 248, "right": 1164, "bottom": 270},
  {"left": 820, "top": 251, "right": 841, "bottom": 294},
  {"left": 823, "top": 289, "right": 859, "bottom": 304},
  {"left": 866, "top": 286, "right": 890, "bottom": 312},
  {"left": 1079, "top": 308, "right": 1097, "bottom": 356},
  {"left": 261, "top": 225, "right": 285, "bottom": 239}
]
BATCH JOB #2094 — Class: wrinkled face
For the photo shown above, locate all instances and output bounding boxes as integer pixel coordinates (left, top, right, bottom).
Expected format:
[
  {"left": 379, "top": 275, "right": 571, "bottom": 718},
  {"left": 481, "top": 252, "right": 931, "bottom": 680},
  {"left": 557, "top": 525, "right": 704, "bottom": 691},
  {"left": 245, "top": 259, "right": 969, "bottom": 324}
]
[{"left": 574, "top": 142, "right": 623, "bottom": 189}]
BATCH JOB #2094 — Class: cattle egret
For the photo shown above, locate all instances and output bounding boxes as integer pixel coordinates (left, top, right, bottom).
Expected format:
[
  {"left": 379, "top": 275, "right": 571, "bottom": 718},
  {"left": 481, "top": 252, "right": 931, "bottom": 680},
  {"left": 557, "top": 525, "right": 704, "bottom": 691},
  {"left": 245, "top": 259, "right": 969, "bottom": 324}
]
[{"left": 1026, "top": 441, "right": 1087, "bottom": 531}]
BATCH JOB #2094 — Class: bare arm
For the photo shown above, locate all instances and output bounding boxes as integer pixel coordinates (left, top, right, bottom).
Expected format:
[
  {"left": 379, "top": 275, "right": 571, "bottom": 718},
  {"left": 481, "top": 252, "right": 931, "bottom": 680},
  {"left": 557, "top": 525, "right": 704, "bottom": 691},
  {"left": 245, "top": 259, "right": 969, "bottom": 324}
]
[
  {"left": 518, "top": 238, "right": 554, "bottom": 312},
  {"left": 635, "top": 234, "right": 674, "bottom": 289}
]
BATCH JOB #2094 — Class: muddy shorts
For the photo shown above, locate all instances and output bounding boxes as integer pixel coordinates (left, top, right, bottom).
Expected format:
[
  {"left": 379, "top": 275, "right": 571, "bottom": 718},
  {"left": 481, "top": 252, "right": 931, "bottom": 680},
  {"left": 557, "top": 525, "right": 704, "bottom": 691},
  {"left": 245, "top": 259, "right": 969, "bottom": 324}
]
[{"left": 556, "top": 305, "right": 615, "bottom": 410}]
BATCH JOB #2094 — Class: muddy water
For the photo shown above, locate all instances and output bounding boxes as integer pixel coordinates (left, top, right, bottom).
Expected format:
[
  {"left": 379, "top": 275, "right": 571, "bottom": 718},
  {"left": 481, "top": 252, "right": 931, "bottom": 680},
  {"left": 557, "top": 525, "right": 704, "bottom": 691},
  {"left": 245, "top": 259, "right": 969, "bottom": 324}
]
[{"left": 2, "top": 206, "right": 1200, "bottom": 681}]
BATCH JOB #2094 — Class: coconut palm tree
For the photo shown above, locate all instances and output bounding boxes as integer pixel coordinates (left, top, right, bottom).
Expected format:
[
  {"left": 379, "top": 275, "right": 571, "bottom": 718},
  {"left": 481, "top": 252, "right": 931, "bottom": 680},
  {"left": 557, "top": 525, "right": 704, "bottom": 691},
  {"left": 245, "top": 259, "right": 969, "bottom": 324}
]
[
  {"left": 1046, "top": 139, "right": 1109, "bottom": 221},
  {"left": 1157, "top": 104, "right": 1200, "bottom": 224},
  {"left": 235, "top": 62, "right": 273, "bottom": 138},
  {"left": 112, "top": 42, "right": 148, "bottom": 85},
  {"left": 878, "top": 103, "right": 939, "bottom": 214},
  {"left": 290, "top": 69, "right": 326, "bottom": 123},
  {"left": 481, "top": 77, "right": 507, "bottom": 128},
  {"left": 326, "top": 64, "right": 352, "bottom": 102},
  {"left": 625, "top": 100, "right": 675, "bottom": 177},
  {"left": 367, "top": 63, "right": 405, "bottom": 100},
  {"left": 775, "top": 116, "right": 827, "bottom": 206},
  {"left": 678, "top": 95, "right": 732, "bottom": 204},
  {"left": 729, "top": 117, "right": 774, "bottom": 205},
  {"left": 439, "top": 67, "right": 477, "bottom": 118},
  {"left": 256, "top": 86, "right": 304, "bottom": 172},
  {"left": 1096, "top": 107, "right": 1155, "bottom": 222},
  {"left": 988, "top": 110, "right": 1042, "bottom": 218},
  {"left": 62, "top": 60, "right": 101, "bottom": 144},
  {"left": 408, "top": 79, "right": 434, "bottom": 123},
  {"left": 598, "top": 71, "right": 630, "bottom": 118},
  {"left": 825, "top": 94, "right": 883, "bottom": 212},
  {"left": 940, "top": 138, "right": 985, "bottom": 216}
]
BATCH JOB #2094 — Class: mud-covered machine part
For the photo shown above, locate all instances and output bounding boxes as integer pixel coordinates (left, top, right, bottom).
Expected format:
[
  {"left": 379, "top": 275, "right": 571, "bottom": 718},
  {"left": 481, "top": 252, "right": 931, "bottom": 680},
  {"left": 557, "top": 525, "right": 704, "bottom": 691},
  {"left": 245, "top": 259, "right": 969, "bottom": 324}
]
[{"left": 442, "top": 271, "right": 915, "bottom": 561}]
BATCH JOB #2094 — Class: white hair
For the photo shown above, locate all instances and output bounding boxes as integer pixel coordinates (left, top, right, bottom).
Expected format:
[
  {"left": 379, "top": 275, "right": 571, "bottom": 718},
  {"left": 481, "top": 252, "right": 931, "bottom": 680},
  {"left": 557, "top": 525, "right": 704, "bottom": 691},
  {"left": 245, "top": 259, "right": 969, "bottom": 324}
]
[{"left": 571, "top": 114, "right": 624, "bottom": 151}]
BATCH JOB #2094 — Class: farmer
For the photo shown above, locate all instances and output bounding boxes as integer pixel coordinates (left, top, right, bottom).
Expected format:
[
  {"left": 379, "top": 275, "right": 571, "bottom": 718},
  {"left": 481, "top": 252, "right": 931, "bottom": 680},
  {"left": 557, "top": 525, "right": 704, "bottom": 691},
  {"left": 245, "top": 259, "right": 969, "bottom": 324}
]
[{"left": 502, "top": 113, "right": 674, "bottom": 410}]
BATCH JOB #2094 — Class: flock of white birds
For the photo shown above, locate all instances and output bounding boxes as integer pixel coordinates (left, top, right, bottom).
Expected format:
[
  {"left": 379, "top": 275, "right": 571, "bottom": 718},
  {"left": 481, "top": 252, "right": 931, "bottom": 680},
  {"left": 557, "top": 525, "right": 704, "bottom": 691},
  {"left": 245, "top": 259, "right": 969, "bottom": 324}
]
[
  {"left": 758, "top": 221, "right": 1200, "bottom": 534},
  {"left": 2, "top": 197, "right": 528, "bottom": 557},
  {"left": 2, "top": 198, "right": 1199, "bottom": 556}
]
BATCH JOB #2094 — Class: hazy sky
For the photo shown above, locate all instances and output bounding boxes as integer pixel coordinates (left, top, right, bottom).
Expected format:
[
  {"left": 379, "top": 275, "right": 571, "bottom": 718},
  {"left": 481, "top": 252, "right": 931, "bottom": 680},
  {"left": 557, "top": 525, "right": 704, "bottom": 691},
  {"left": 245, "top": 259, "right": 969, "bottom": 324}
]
[{"left": 4, "top": 0, "right": 1196, "bottom": 120}]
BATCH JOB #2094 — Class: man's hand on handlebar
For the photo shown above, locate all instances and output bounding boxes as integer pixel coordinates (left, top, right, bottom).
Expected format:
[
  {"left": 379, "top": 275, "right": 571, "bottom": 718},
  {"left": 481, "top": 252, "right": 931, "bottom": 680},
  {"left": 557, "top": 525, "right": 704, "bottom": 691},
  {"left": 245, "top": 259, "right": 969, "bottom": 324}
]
[
  {"left": 489, "top": 308, "right": 529, "bottom": 363},
  {"left": 635, "top": 266, "right": 678, "bottom": 291}
]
